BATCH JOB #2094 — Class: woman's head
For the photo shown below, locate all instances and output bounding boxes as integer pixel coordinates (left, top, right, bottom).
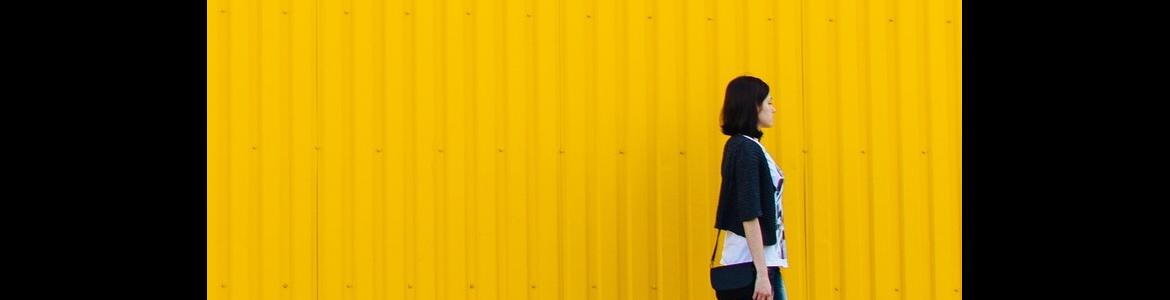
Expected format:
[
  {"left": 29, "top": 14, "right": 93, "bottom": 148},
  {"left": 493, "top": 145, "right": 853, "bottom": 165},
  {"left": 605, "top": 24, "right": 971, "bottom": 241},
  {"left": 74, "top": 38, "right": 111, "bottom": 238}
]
[{"left": 720, "top": 75, "right": 774, "bottom": 139}]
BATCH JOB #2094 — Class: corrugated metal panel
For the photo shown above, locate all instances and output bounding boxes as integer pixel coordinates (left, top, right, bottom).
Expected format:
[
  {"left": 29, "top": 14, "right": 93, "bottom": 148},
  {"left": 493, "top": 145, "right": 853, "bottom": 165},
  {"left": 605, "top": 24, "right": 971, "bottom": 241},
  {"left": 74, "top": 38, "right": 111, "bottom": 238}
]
[{"left": 207, "top": 0, "right": 962, "bottom": 299}]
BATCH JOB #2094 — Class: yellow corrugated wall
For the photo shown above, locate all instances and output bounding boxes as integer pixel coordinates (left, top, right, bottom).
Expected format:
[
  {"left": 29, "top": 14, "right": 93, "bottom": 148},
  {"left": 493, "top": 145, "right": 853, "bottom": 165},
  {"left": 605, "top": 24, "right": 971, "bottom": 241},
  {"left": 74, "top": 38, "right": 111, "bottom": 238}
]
[{"left": 207, "top": 0, "right": 961, "bottom": 299}]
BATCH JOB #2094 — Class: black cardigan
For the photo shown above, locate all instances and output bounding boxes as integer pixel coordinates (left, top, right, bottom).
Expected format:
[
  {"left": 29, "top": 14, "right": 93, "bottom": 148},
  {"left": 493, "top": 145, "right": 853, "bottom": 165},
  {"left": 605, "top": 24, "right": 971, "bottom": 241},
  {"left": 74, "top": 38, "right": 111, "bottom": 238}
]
[{"left": 714, "top": 135, "right": 779, "bottom": 246}]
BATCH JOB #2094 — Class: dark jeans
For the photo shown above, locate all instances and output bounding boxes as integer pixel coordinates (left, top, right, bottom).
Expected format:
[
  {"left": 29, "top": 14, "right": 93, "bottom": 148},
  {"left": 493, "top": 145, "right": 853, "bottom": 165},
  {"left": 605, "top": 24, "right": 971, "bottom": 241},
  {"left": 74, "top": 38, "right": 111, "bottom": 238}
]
[{"left": 715, "top": 266, "right": 787, "bottom": 300}]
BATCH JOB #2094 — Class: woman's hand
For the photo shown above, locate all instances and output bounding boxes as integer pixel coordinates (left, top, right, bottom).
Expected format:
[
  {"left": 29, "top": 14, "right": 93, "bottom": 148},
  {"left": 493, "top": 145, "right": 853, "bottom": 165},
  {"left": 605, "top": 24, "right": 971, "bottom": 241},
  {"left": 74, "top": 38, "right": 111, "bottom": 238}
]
[{"left": 753, "top": 272, "right": 773, "bottom": 300}]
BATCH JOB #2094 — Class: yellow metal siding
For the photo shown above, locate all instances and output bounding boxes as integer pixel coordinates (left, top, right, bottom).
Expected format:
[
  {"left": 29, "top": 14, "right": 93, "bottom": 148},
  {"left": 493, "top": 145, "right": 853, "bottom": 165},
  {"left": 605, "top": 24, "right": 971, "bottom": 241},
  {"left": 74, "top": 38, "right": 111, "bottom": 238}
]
[{"left": 207, "top": 0, "right": 962, "bottom": 299}]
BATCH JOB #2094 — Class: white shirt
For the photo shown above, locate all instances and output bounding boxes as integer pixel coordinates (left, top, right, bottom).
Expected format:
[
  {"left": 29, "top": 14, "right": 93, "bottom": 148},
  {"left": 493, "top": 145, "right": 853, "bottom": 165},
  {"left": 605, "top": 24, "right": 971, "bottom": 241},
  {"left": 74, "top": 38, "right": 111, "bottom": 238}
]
[{"left": 720, "top": 135, "right": 788, "bottom": 268}]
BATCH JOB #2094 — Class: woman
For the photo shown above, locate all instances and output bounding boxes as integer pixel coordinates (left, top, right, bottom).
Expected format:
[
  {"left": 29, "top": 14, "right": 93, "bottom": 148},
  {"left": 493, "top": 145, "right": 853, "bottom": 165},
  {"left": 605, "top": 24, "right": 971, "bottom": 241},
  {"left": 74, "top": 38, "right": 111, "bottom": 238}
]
[{"left": 713, "top": 75, "right": 788, "bottom": 300}]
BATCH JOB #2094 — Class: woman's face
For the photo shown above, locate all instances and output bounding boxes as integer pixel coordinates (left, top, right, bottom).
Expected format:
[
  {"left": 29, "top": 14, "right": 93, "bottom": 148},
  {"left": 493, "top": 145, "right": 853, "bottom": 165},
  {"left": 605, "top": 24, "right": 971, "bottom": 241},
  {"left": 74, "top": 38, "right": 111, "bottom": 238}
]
[{"left": 757, "top": 92, "right": 776, "bottom": 128}]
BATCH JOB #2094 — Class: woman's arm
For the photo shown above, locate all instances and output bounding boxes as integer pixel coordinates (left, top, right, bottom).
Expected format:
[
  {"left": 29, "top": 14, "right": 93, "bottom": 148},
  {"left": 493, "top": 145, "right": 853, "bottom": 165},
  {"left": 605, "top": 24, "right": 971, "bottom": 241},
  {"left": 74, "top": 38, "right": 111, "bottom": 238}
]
[{"left": 743, "top": 218, "right": 773, "bottom": 300}]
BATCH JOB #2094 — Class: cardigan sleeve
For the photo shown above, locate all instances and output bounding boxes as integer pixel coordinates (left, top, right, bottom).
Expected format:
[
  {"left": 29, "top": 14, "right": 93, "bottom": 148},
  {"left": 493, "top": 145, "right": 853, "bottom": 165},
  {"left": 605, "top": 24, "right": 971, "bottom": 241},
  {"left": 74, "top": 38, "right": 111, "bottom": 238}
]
[{"left": 731, "top": 140, "right": 763, "bottom": 222}]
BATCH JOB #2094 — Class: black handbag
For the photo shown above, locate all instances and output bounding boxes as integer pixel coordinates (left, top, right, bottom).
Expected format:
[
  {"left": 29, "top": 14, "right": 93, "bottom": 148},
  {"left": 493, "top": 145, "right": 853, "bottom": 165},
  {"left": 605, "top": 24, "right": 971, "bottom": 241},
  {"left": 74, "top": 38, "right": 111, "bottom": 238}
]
[{"left": 709, "top": 230, "right": 758, "bottom": 291}]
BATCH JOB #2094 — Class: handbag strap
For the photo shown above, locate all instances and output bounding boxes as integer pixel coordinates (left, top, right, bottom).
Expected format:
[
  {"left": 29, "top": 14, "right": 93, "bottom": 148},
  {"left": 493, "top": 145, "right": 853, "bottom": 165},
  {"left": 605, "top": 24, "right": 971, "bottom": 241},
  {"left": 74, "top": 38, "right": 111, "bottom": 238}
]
[{"left": 709, "top": 229, "right": 721, "bottom": 268}]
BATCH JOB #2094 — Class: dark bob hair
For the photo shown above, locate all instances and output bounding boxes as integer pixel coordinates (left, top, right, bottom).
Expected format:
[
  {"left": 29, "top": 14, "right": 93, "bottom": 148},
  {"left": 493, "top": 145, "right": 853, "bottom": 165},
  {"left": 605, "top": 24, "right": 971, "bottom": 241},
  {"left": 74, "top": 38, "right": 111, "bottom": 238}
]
[{"left": 720, "top": 75, "right": 770, "bottom": 139}]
